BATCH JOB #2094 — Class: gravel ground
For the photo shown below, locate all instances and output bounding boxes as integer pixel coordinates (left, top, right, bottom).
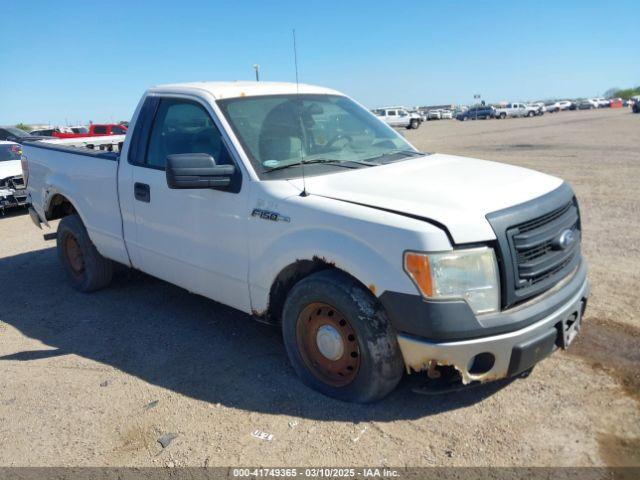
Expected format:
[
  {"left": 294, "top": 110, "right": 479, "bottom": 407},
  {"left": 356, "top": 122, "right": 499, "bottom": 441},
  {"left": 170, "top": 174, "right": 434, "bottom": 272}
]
[{"left": 0, "top": 108, "right": 638, "bottom": 467}]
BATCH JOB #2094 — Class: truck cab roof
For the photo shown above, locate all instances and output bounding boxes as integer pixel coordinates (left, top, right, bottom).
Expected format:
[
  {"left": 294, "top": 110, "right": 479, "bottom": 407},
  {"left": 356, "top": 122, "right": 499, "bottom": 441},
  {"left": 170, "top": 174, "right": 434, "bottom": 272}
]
[{"left": 149, "top": 81, "right": 341, "bottom": 100}]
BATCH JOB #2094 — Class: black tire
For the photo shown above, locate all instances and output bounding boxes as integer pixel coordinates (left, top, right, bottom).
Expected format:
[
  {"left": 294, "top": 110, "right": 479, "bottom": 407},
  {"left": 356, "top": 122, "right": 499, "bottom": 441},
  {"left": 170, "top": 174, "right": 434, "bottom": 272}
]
[
  {"left": 57, "top": 214, "right": 114, "bottom": 292},
  {"left": 527, "top": 111, "right": 535, "bottom": 117},
  {"left": 499, "top": 113, "right": 506, "bottom": 119},
  {"left": 282, "top": 270, "right": 404, "bottom": 403},
  {"left": 408, "top": 119, "right": 419, "bottom": 130}
]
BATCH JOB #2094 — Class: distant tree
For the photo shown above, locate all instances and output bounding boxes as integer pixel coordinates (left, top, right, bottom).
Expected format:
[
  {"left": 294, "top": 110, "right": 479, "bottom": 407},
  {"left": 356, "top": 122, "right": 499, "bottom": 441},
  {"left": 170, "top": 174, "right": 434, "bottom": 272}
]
[
  {"left": 603, "top": 87, "right": 620, "bottom": 99},
  {"left": 15, "top": 123, "right": 31, "bottom": 132},
  {"left": 613, "top": 86, "right": 640, "bottom": 100}
]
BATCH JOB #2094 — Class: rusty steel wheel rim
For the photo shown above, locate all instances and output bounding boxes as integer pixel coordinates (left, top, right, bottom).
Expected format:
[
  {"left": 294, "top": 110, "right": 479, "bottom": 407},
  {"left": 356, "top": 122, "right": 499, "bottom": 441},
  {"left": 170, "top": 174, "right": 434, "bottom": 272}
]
[
  {"left": 295, "top": 302, "right": 360, "bottom": 387},
  {"left": 63, "top": 234, "right": 85, "bottom": 278}
]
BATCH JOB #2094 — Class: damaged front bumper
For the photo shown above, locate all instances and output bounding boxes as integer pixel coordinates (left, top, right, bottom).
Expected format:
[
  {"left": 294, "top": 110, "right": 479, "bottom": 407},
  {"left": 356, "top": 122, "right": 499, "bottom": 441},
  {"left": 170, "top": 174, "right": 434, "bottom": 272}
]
[
  {"left": 0, "top": 188, "right": 28, "bottom": 213},
  {"left": 0, "top": 174, "right": 28, "bottom": 214},
  {"left": 395, "top": 274, "right": 590, "bottom": 385}
]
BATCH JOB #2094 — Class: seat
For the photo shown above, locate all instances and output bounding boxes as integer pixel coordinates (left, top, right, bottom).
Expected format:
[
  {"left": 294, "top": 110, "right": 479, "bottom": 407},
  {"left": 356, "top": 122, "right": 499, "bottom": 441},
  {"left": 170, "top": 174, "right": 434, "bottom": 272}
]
[{"left": 258, "top": 101, "right": 304, "bottom": 163}]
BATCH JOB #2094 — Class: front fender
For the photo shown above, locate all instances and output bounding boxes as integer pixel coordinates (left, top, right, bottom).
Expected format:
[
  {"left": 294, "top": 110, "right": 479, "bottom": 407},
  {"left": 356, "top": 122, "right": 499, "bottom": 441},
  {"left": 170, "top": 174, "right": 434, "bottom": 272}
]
[{"left": 248, "top": 226, "right": 418, "bottom": 314}]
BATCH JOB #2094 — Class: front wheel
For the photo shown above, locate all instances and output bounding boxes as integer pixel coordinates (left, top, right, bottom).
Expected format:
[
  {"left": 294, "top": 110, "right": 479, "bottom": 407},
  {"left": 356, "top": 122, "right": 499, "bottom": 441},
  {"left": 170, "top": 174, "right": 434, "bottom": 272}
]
[
  {"left": 408, "top": 119, "right": 420, "bottom": 129},
  {"left": 282, "top": 270, "right": 404, "bottom": 403}
]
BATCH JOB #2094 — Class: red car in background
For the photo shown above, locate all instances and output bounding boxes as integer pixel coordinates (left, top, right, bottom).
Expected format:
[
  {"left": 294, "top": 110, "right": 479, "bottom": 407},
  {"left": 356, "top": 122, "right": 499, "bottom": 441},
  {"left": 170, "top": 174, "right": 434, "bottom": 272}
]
[{"left": 30, "top": 124, "right": 128, "bottom": 139}]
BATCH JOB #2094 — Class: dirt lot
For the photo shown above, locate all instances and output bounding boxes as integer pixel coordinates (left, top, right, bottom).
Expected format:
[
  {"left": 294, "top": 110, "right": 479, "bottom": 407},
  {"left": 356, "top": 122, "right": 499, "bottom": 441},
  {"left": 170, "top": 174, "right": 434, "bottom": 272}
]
[{"left": 1, "top": 108, "right": 638, "bottom": 468}]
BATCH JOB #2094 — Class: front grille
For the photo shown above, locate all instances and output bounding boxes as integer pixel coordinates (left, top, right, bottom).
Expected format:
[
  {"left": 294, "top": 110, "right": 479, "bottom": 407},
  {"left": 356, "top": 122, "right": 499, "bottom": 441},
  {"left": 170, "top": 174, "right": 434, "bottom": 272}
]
[
  {"left": 508, "top": 200, "right": 580, "bottom": 290},
  {"left": 9, "top": 175, "right": 25, "bottom": 189},
  {"left": 486, "top": 183, "right": 582, "bottom": 308}
]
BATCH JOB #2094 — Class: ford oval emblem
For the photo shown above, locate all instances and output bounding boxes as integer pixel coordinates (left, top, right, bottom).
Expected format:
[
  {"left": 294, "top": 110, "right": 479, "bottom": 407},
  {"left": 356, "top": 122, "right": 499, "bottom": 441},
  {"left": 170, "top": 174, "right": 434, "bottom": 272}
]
[{"left": 555, "top": 229, "right": 576, "bottom": 250}]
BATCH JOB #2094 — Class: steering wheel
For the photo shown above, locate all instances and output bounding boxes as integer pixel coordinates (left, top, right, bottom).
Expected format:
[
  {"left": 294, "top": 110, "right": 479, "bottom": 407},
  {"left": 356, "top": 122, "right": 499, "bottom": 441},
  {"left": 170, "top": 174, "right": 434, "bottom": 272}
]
[{"left": 325, "top": 133, "right": 353, "bottom": 149}]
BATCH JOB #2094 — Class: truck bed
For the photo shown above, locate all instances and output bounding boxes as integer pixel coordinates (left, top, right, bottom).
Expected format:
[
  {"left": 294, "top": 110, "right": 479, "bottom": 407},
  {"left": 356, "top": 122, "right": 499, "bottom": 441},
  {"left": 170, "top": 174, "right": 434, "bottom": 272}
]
[{"left": 22, "top": 139, "right": 130, "bottom": 266}]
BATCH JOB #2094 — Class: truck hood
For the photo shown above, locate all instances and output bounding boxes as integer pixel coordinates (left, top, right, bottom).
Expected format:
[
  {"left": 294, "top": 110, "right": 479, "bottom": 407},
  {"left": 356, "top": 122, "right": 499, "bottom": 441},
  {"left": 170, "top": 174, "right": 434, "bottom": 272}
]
[
  {"left": 293, "top": 153, "right": 563, "bottom": 244},
  {"left": 0, "top": 160, "right": 23, "bottom": 182}
]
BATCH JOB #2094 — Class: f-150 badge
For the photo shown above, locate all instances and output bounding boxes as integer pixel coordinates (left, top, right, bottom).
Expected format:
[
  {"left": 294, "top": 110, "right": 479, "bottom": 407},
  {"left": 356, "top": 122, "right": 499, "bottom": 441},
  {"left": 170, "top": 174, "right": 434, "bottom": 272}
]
[{"left": 251, "top": 208, "right": 291, "bottom": 223}]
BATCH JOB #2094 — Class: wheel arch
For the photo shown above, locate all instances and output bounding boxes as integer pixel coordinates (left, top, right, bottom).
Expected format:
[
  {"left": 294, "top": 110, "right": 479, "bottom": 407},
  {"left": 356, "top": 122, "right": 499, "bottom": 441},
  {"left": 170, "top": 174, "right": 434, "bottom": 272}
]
[
  {"left": 45, "top": 192, "right": 79, "bottom": 221},
  {"left": 259, "top": 257, "right": 374, "bottom": 325}
]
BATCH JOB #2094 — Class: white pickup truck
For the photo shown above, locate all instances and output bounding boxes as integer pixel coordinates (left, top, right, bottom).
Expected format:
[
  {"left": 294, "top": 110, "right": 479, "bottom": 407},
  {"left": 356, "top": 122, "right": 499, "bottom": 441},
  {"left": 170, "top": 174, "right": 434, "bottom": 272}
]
[
  {"left": 372, "top": 107, "right": 422, "bottom": 129},
  {"left": 23, "top": 81, "right": 589, "bottom": 402},
  {"left": 494, "top": 102, "right": 539, "bottom": 119}
]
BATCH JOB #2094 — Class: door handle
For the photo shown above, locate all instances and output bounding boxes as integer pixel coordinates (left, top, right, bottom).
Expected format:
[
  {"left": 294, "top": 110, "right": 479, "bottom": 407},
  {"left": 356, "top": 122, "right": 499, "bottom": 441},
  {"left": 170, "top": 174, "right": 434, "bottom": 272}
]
[{"left": 134, "top": 182, "right": 150, "bottom": 203}]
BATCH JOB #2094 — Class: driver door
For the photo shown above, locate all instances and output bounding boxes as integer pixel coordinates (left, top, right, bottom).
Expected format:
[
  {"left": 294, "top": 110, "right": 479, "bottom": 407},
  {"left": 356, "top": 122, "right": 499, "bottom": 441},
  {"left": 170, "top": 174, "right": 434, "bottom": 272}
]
[{"left": 127, "top": 97, "right": 251, "bottom": 312}]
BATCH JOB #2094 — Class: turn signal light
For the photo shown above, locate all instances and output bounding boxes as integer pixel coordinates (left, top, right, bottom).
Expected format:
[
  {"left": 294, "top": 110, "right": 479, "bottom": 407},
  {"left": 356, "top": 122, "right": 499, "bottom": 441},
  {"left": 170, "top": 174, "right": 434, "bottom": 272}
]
[{"left": 404, "top": 252, "right": 433, "bottom": 297}]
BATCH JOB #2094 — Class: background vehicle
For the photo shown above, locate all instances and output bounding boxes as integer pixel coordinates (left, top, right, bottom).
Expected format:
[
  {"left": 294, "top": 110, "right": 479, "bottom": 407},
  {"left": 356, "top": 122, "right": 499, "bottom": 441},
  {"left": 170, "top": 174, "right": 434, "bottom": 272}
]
[
  {"left": 373, "top": 107, "right": 421, "bottom": 129},
  {"left": 0, "top": 141, "right": 27, "bottom": 214},
  {"left": 527, "top": 102, "right": 546, "bottom": 115},
  {"left": 593, "top": 97, "right": 609, "bottom": 108},
  {"left": 23, "top": 81, "right": 589, "bottom": 403},
  {"left": 456, "top": 105, "right": 495, "bottom": 120},
  {"left": 439, "top": 109, "right": 453, "bottom": 119},
  {"left": 578, "top": 100, "right": 595, "bottom": 110},
  {"left": 31, "top": 124, "right": 128, "bottom": 139},
  {"left": 30, "top": 128, "right": 60, "bottom": 136},
  {"left": 544, "top": 101, "right": 559, "bottom": 113},
  {"left": 426, "top": 109, "right": 442, "bottom": 120},
  {"left": 494, "top": 103, "right": 539, "bottom": 119},
  {"left": 0, "top": 126, "right": 51, "bottom": 143},
  {"left": 554, "top": 100, "right": 573, "bottom": 111},
  {"left": 633, "top": 100, "right": 640, "bottom": 113},
  {"left": 88, "top": 123, "right": 128, "bottom": 135}
]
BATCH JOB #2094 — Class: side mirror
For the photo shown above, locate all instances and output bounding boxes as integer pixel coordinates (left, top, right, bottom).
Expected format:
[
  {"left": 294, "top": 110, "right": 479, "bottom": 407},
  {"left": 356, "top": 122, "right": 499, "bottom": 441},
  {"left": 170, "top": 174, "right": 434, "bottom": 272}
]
[{"left": 166, "top": 153, "right": 235, "bottom": 189}]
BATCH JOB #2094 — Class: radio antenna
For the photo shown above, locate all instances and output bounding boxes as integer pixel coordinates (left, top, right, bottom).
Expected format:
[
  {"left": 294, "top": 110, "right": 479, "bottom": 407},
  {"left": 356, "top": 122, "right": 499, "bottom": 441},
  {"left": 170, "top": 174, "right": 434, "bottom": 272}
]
[{"left": 293, "top": 28, "right": 308, "bottom": 197}]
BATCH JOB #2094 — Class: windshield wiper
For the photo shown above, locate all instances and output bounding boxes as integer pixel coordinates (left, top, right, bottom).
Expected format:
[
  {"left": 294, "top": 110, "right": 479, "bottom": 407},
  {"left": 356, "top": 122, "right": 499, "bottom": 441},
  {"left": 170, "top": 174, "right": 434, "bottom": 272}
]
[
  {"left": 364, "top": 149, "right": 426, "bottom": 163},
  {"left": 263, "top": 158, "right": 374, "bottom": 173}
]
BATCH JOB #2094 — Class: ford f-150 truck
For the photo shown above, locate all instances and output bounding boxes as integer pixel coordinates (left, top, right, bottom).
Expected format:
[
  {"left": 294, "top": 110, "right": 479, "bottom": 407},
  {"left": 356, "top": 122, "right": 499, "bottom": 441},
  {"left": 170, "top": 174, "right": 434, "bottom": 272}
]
[{"left": 22, "top": 81, "right": 589, "bottom": 403}]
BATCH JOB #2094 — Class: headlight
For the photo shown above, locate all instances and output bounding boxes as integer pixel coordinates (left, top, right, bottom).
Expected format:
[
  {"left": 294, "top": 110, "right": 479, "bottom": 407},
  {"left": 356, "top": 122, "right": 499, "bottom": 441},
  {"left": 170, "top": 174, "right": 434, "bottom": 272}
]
[{"left": 404, "top": 247, "right": 500, "bottom": 315}]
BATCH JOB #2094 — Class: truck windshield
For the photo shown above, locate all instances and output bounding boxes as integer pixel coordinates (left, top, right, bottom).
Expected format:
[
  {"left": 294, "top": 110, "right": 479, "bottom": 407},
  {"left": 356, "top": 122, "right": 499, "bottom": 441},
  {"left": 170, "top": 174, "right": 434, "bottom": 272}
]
[
  {"left": 217, "top": 94, "right": 420, "bottom": 179},
  {"left": 0, "top": 144, "right": 22, "bottom": 161}
]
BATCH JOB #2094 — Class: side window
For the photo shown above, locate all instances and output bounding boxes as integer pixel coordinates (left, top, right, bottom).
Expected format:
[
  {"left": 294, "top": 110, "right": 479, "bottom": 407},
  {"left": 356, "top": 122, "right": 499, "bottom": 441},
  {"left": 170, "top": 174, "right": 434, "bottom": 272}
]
[
  {"left": 111, "top": 126, "right": 126, "bottom": 135},
  {"left": 145, "top": 99, "right": 233, "bottom": 169},
  {"left": 387, "top": 110, "right": 397, "bottom": 116},
  {"left": 93, "top": 126, "right": 107, "bottom": 134}
]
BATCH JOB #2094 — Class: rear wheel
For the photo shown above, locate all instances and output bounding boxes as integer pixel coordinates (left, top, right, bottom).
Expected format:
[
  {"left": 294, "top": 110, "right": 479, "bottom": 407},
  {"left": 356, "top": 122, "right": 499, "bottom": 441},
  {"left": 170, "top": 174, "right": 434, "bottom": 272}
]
[
  {"left": 57, "top": 215, "right": 113, "bottom": 292},
  {"left": 282, "top": 270, "right": 404, "bottom": 403}
]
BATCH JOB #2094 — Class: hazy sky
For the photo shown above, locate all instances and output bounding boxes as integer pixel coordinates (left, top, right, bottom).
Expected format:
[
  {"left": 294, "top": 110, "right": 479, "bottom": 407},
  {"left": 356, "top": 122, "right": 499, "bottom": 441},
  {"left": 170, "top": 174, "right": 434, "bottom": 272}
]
[{"left": 1, "top": 0, "right": 638, "bottom": 125}]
